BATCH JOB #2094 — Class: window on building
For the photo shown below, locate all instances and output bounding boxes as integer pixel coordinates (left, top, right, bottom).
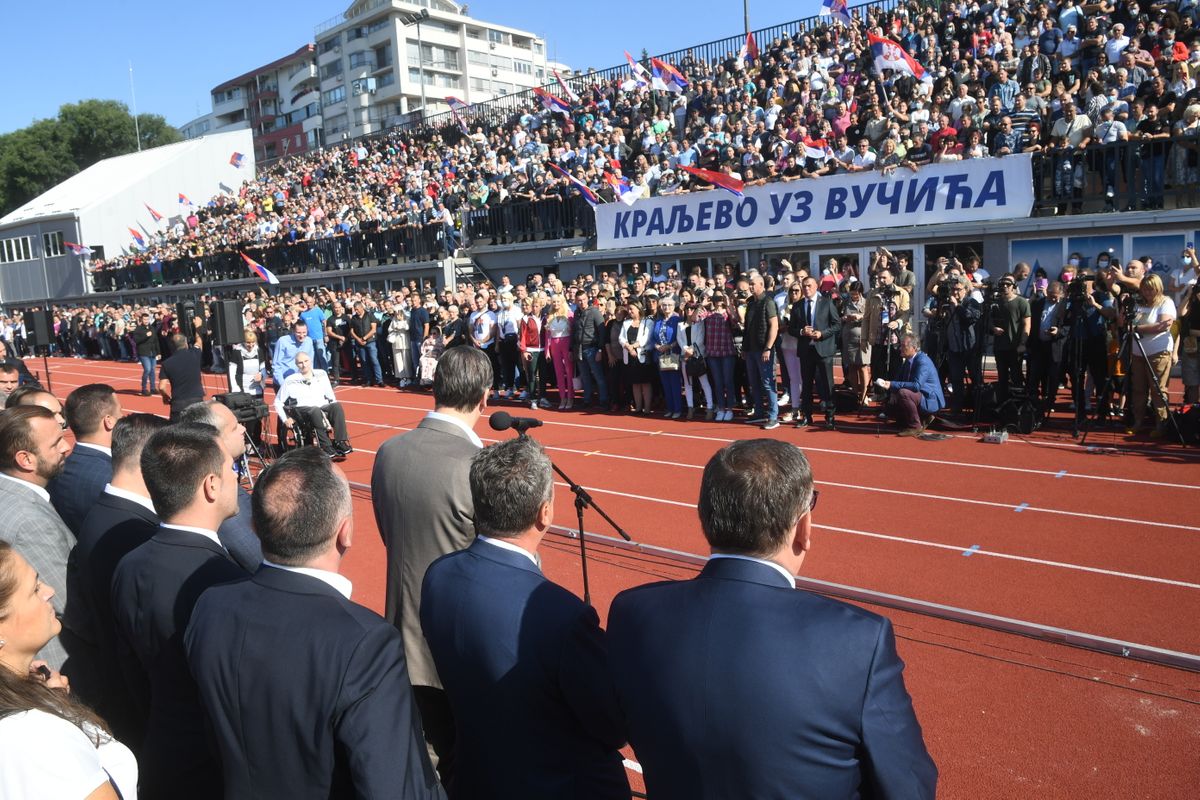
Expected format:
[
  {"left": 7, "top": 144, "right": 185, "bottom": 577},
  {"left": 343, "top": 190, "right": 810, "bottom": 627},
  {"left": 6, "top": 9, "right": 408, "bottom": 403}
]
[
  {"left": 470, "top": 77, "right": 490, "bottom": 92},
  {"left": 368, "top": 18, "right": 389, "bottom": 34},
  {"left": 514, "top": 60, "right": 532, "bottom": 75},
  {"left": 0, "top": 237, "right": 33, "bottom": 264},
  {"left": 42, "top": 231, "right": 64, "bottom": 258},
  {"left": 377, "top": 70, "right": 395, "bottom": 88},
  {"left": 468, "top": 50, "right": 488, "bottom": 66},
  {"left": 466, "top": 27, "right": 483, "bottom": 40},
  {"left": 348, "top": 51, "right": 376, "bottom": 70},
  {"left": 325, "top": 113, "right": 349, "bottom": 136},
  {"left": 374, "top": 45, "right": 392, "bottom": 68},
  {"left": 319, "top": 35, "right": 341, "bottom": 54},
  {"left": 490, "top": 55, "right": 512, "bottom": 71},
  {"left": 487, "top": 29, "right": 505, "bottom": 44},
  {"left": 322, "top": 86, "right": 346, "bottom": 106},
  {"left": 321, "top": 60, "right": 344, "bottom": 80},
  {"left": 534, "top": 42, "right": 544, "bottom": 55}
]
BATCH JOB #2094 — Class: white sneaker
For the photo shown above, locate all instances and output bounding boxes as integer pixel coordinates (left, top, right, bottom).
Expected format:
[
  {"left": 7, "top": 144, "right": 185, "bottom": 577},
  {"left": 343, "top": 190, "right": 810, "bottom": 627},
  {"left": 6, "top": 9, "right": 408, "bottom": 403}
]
[{"left": 531, "top": 400, "right": 538, "bottom": 410}]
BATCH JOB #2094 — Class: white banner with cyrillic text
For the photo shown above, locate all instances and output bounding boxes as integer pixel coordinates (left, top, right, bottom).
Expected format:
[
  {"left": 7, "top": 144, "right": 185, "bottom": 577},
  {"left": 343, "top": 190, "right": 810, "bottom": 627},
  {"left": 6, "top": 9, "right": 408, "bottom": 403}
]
[{"left": 595, "top": 154, "right": 1034, "bottom": 250}]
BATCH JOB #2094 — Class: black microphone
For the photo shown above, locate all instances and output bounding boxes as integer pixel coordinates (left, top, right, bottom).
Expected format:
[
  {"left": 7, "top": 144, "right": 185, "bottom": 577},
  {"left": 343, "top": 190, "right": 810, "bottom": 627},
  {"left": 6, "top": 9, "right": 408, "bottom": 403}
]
[{"left": 489, "top": 411, "right": 544, "bottom": 433}]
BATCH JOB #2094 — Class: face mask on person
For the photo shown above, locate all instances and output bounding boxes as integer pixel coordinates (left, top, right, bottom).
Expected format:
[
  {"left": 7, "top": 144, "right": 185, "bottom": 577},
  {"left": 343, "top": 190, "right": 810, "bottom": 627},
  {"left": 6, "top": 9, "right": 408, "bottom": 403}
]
[
  {"left": 1185, "top": 257, "right": 1195, "bottom": 266},
  {"left": 1097, "top": 258, "right": 1110, "bottom": 269},
  {"left": 1068, "top": 258, "right": 1080, "bottom": 267}
]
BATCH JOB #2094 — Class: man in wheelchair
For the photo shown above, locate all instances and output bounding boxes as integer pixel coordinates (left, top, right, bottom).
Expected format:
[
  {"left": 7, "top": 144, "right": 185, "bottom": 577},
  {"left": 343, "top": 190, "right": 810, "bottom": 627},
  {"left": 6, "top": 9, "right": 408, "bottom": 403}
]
[{"left": 273, "top": 352, "right": 353, "bottom": 458}]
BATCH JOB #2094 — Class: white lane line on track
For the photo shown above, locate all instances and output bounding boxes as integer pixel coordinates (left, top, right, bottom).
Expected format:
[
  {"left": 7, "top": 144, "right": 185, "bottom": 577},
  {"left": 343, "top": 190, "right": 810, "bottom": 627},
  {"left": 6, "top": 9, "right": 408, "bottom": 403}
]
[{"left": 51, "top": 363, "right": 1200, "bottom": 474}]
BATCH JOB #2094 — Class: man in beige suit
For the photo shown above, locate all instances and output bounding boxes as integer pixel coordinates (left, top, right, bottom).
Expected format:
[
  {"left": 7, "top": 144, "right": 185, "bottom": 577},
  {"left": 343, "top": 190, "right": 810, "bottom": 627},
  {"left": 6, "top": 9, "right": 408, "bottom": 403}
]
[{"left": 371, "top": 346, "right": 492, "bottom": 789}]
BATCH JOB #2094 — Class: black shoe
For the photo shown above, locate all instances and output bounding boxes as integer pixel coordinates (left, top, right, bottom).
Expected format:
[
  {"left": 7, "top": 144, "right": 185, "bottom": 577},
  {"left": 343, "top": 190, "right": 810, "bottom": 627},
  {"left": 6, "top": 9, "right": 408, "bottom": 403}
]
[
  {"left": 824, "top": 416, "right": 836, "bottom": 430},
  {"left": 334, "top": 440, "right": 354, "bottom": 456},
  {"left": 744, "top": 415, "right": 767, "bottom": 425},
  {"left": 794, "top": 417, "right": 811, "bottom": 429}
]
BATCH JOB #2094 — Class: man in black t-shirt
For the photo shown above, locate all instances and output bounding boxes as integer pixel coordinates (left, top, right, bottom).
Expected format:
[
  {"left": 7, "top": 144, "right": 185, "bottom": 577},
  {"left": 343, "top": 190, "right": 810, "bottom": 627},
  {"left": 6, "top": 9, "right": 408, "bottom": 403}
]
[
  {"left": 159, "top": 334, "right": 205, "bottom": 421},
  {"left": 989, "top": 276, "right": 1031, "bottom": 401},
  {"left": 741, "top": 273, "right": 780, "bottom": 429},
  {"left": 1135, "top": 104, "right": 1170, "bottom": 210}
]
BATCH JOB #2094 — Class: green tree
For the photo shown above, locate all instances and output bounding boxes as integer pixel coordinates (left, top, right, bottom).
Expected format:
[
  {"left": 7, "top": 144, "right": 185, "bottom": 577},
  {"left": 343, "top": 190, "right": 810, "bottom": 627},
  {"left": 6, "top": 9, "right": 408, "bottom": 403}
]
[{"left": 0, "top": 99, "right": 182, "bottom": 217}]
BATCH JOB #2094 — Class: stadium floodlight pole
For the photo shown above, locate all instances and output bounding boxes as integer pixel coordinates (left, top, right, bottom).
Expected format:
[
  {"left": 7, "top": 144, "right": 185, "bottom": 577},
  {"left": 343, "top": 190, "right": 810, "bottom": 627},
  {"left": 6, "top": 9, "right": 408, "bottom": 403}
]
[
  {"left": 743, "top": 0, "right": 750, "bottom": 36},
  {"left": 129, "top": 62, "right": 142, "bottom": 152},
  {"left": 401, "top": 8, "right": 431, "bottom": 120}
]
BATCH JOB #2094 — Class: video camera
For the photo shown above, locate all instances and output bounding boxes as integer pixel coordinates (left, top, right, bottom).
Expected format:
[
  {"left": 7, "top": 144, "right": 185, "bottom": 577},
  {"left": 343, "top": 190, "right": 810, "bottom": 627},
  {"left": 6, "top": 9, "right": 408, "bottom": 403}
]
[
  {"left": 215, "top": 392, "right": 270, "bottom": 425},
  {"left": 1067, "top": 273, "right": 1094, "bottom": 301}
]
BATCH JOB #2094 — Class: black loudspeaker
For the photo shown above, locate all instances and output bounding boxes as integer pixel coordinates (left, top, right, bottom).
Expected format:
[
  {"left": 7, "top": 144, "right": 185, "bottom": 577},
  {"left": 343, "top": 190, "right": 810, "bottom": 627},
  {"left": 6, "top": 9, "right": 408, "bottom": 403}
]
[
  {"left": 175, "top": 301, "right": 197, "bottom": 336},
  {"left": 210, "top": 300, "right": 244, "bottom": 346},
  {"left": 27, "top": 310, "right": 53, "bottom": 348}
]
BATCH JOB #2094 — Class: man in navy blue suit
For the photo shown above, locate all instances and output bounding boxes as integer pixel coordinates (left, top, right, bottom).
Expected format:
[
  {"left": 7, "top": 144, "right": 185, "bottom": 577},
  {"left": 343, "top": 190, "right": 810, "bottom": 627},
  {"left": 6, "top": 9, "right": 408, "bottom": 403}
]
[
  {"left": 607, "top": 439, "right": 936, "bottom": 800},
  {"left": 421, "top": 436, "right": 629, "bottom": 800},
  {"left": 877, "top": 332, "right": 947, "bottom": 437},
  {"left": 186, "top": 448, "right": 443, "bottom": 798},
  {"left": 48, "top": 383, "right": 119, "bottom": 535}
]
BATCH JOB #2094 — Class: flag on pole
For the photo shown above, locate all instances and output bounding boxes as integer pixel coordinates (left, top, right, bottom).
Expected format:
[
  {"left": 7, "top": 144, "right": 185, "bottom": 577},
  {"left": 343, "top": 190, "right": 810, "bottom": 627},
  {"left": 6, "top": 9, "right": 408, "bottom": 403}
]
[
  {"left": 739, "top": 31, "right": 760, "bottom": 65},
  {"left": 178, "top": 192, "right": 192, "bottom": 206},
  {"left": 240, "top": 252, "right": 280, "bottom": 285},
  {"left": 446, "top": 96, "right": 471, "bottom": 135},
  {"left": 553, "top": 69, "right": 579, "bottom": 104},
  {"left": 802, "top": 137, "right": 833, "bottom": 161},
  {"left": 650, "top": 57, "right": 689, "bottom": 93},
  {"left": 622, "top": 50, "right": 651, "bottom": 91},
  {"left": 532, "top": 86, "right": 572, "bottom": 116},
  {"left": 868, "top": 33, "right": 931, "bottom": 83},
  {"left": 602, "top": 173, "right": 645, "bottom": 206},
  {"left": 820, "top": 0, "right": 853, "bottom": 25},
  {"left": 128, "top": 228, "right": 146, "bottom": 248},
  {"left": 678, "top": 165, "right": 745, "bottom": 197},
  {"left": 547, "top": 163, "right": 601, "bottom": 207},
  {"left": 63, "top": 242, "right": 93, "bottom": 257},
  {"left": 229, "top": 152, "right": 245, "bottom": 168},
  {"left": 144, "top": 203, "right": 163, "bottom": 222}
]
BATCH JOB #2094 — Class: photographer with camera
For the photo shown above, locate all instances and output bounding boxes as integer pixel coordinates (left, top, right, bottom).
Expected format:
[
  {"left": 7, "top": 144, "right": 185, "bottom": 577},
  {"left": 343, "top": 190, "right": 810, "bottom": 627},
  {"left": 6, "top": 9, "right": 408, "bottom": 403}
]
[
  {"left": 1028, "top": 282, "right": 1067, "bottom": 414},
  {"left": 1119, "top": 275, "right": 1177, "bottom": 437},
  {"left": 942, "top": 277, "right": 984, "bottom": 413},
  {"left": 862, "top": 269, "right": 911, "bottom": 396},
  {"left": 989, "top": 276, "right": 1031, "bottom": 401},
  {"left": 1060, "top": 272, "right": 1115, "bottom": 423}
]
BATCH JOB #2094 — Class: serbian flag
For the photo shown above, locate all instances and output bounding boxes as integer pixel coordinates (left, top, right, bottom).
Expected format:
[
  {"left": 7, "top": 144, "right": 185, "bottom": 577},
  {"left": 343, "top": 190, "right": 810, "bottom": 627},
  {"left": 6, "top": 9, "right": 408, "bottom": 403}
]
[
  {"left": 446, "top": 95, "right": 471, "bottom": 135},
  {"left": 603, "top": 173, "right": 645, "bottom": 206},
  {"left": 553, "top": 69, "right": 579, "bottom": 104},
  {"left": 240, "top": 252, "right": 280, "bottom": 285},
  {"left": 229, "top": 151, "right": 245, "bottom": 168},
  {"left": 679, "top": 165, "right": 744, "bottom": 197},
  {"left": 820, "top": 0, "right": 852, "bottom": 25},
  {"left": 650, "top": 57, "right": 688, "bottom": 93},
  {"left": 803, "top": 137, "right": 832, "bottom": 161},
  {"left": 622, "top": 51, "right": 651, "bottom": 90},
  {"left": 547, "top": 163, "right": 601, "bottom": 207},
  {"left": 739, "top": 31, "right": 760, "bottom": 65},
  {"left": 144, "top": 203, "right": 163, "bottom": 222},
  {"left": 128, "top": 228, "right": 145, "bottom": 248},
  {"left": 868, "top": 33, "right": 930, "bottom": 83},
  {"left": 533, "top": 86, "right": 571, "bottom": 116},
  {"left": 64, "top": 242, "right": 93, "bottom": 257},
  {"left": 178, "top": 192, "right": 192, "bottom": 206}
]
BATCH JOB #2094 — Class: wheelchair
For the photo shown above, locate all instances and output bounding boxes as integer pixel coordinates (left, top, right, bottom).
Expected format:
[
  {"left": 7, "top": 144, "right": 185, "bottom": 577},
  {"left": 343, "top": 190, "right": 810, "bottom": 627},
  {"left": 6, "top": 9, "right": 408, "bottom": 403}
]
[{"left": 277, "top": 399, "right": 346, "bottom": 460}]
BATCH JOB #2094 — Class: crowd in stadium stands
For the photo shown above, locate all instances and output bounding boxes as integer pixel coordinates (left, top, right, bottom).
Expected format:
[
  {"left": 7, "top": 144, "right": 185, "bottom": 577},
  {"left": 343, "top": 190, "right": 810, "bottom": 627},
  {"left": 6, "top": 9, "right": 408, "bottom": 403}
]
[
  {"left": 11, "top": 236, "right": 1200, "bottom": 439},
  {"left": 86, "top": 0, "right": 1200, "bottom": 290}
]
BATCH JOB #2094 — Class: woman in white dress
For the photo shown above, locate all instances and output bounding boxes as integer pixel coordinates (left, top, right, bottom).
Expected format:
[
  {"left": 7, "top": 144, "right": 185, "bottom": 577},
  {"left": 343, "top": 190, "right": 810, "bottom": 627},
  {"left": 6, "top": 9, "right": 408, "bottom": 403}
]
[
  {"left": 0, "top": 540, "right": 137, "bottom": 799},
  {"left": 387, "top": 301, "right": 413, "bottom": 387}
]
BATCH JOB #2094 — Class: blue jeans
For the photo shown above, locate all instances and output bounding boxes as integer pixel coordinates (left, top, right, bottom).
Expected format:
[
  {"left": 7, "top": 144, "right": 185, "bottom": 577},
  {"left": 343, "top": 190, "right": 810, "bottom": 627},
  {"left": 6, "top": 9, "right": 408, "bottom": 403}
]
[
  {"left": 578, "top": 347, "right": 609, "bottom": 406},
  {"left": 659, "top": 368, "right": 683, "bottom": 414},
  {"left": 139, "top": 356, "right": 156, "bottom": 393},
  {"left": 355, "top": 340, "right": 382, "bottom": 385},
  {"left": 744, "top": 350, "right": 778, "bottom": 421},
  {"left": 1140, "top": 154, "right": 1165, "bottom": 207},
  {"left": 707, "top": 355, "right": 735, "bottom": 409},
  {"left": 410, "top": 339, "right": 423, "bottom": 381},
  {"left": 311, "top": 340, "right": 329, "bottom": 371}
]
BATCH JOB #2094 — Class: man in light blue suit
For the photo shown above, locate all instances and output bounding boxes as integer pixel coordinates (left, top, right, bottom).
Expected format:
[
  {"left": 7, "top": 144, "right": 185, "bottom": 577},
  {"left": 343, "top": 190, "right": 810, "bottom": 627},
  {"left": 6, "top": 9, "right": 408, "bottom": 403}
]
[
  {"left": 607, "top": 439, "right": 936, "bottom": 800},
  {"left": 877, "top": 332, "right": 947, "bottom": 436}
]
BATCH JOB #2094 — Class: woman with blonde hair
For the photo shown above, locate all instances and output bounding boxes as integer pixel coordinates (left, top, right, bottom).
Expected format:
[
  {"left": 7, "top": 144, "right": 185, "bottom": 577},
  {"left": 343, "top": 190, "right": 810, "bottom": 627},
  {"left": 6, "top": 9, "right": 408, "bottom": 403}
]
[
  {"left": 1121, "top": 274, "right": 1177, "bottom": 436},
  {"left": 545, "top": 294, "right": 575, "bottom": 409}
]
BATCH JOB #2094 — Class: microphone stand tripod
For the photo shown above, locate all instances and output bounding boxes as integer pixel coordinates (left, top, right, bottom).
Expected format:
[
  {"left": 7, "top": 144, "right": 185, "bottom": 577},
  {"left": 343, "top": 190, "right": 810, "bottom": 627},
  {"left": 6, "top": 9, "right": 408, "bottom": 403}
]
[{"left": 516, "top": 430, "right": 632, "bottom": 606}]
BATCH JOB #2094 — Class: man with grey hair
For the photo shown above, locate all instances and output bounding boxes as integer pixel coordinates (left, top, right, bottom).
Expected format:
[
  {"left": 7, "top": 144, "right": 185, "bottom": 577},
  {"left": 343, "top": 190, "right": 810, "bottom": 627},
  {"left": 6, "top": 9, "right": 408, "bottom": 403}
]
[
  {"left": 186, "top": 449, "right": 443, "bottom": 798},
  {"left": 372, "top": 345, "right": 493, "bottom": 786},
  {"left": 607, "top": 439, "right": 935, "bottom": 797},
  {"left": 421, "top": 437, "right": 628, "bottom": 799}
]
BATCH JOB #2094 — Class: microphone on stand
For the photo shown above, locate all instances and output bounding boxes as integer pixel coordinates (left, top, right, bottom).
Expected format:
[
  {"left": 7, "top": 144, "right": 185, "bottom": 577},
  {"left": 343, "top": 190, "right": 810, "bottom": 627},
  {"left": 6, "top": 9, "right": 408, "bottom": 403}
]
[{"left": 489, "top": 411, "right": 544, "bottom": 434}]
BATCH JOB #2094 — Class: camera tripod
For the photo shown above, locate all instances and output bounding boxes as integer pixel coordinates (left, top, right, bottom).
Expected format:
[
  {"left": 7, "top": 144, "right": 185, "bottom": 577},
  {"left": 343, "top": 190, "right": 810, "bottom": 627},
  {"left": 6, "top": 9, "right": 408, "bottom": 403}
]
[{"left": 1081, "top": 323, "right": 1185, "bottom": 446}]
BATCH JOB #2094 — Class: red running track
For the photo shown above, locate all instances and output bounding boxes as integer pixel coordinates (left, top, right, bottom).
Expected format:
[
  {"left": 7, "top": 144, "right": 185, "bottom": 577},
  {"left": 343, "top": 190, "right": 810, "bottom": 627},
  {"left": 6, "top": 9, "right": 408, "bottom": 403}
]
[{"left": 41, "top": 357, "right": 1200, "bottom": 798}]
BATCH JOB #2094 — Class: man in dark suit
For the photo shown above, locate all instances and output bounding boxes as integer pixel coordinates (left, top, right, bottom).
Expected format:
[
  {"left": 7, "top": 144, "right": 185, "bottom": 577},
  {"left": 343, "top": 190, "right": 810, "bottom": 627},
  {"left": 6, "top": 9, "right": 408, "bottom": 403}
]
[
  {"left": 111, "top": 424, "right": 246, "bottom": 799},
  {"left": 179, "top": 400, "right": 263, "bottom": 572},
  {"left": 186, "top": 448, "right": 444, "bottom": 798},
  {"left": 48, "top": 383, "right": 120, "bottom": 535},
  {"left": 159, "top": 333, "right": 205, "bottom": 421},
  {"left": 371, "top": 346, "right": 492, "bottom": 785},
  {"left": 61, "top": 413, "right": 168, "bottom": 748},
  {"left": 421, "top": 437, "right": 629, "bottom": 799},
  {"left": 607, "top": 439, "right": 937, "bottom": 799},
  {"left": 0, "top": 405, "right": 72, "bottom": 668},
  {"left": 877, "top": 333, "right": 947, "bottom": 437},
  {"left": 789, "top": 276, "right": 843, "bottom": 429}
]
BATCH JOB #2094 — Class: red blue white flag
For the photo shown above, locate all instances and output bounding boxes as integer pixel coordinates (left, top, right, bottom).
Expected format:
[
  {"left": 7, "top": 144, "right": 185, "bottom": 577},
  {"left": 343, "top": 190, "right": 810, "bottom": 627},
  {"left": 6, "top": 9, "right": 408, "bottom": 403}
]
[
  {"left": 144, "top": 203, "right": 163, "bottom": 222},
  {"left": 532, "top": 86, "right": 572, "bottom": 116},
  {"left": 547, "top": 163, "right": 601, "bottom": 207},
  {"left": 446, "top": 96, "right": 471, "bottom": 135},
  {"left": 229, "top": 152, "right": 245, "bottom": 168},
  {"left": 650, "top": 57, "right": 689, "bottom": 93},
  {"left": 739, "top": 32, "right": 760, "bottom": 65},
  {"left": 622, "top": 51, "right": 651, "bottom": 90},
  {"left": 602, "top": 173, "right": 645, "bottom": 206},
  {"left": 821, "top": 0, "right": 852, "bottom": 25},
  {"left": 64, "top": 242, "right": 93, "bottom": 257},
  {"left": 178, "top": 192, "right": 192, "bottom": 206},
  {"left": 868, "top": 33, "right": 930, "bottom": 83},
  {"left": 240, "top": 252, "right": 280, "bottom": 285},
  {"left": 553, "top": 70, "right": 579, "bottom": 104},
  {"left": 128, "top": 228, "right": 146, "bottom": 248},
  {"left": 678, "top": 165, "right": 745, "bottom": 197}
]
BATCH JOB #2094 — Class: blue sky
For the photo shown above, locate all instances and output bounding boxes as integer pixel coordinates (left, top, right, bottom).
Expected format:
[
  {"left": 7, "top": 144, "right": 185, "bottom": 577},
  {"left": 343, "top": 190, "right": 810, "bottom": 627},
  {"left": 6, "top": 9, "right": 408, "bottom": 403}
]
[{"left": 1, "top": 0, "right": 814, "bottom": 135}]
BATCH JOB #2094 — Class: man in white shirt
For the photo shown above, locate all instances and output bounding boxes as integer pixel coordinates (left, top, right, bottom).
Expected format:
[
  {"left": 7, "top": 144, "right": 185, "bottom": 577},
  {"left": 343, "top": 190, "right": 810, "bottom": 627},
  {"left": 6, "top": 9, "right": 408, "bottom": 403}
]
[
  {"left": 275, "top": 353, "right": 352, "bottom": 458},
  {"left": 848, "top": 139, "right": 877, "bottom": 172}
]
